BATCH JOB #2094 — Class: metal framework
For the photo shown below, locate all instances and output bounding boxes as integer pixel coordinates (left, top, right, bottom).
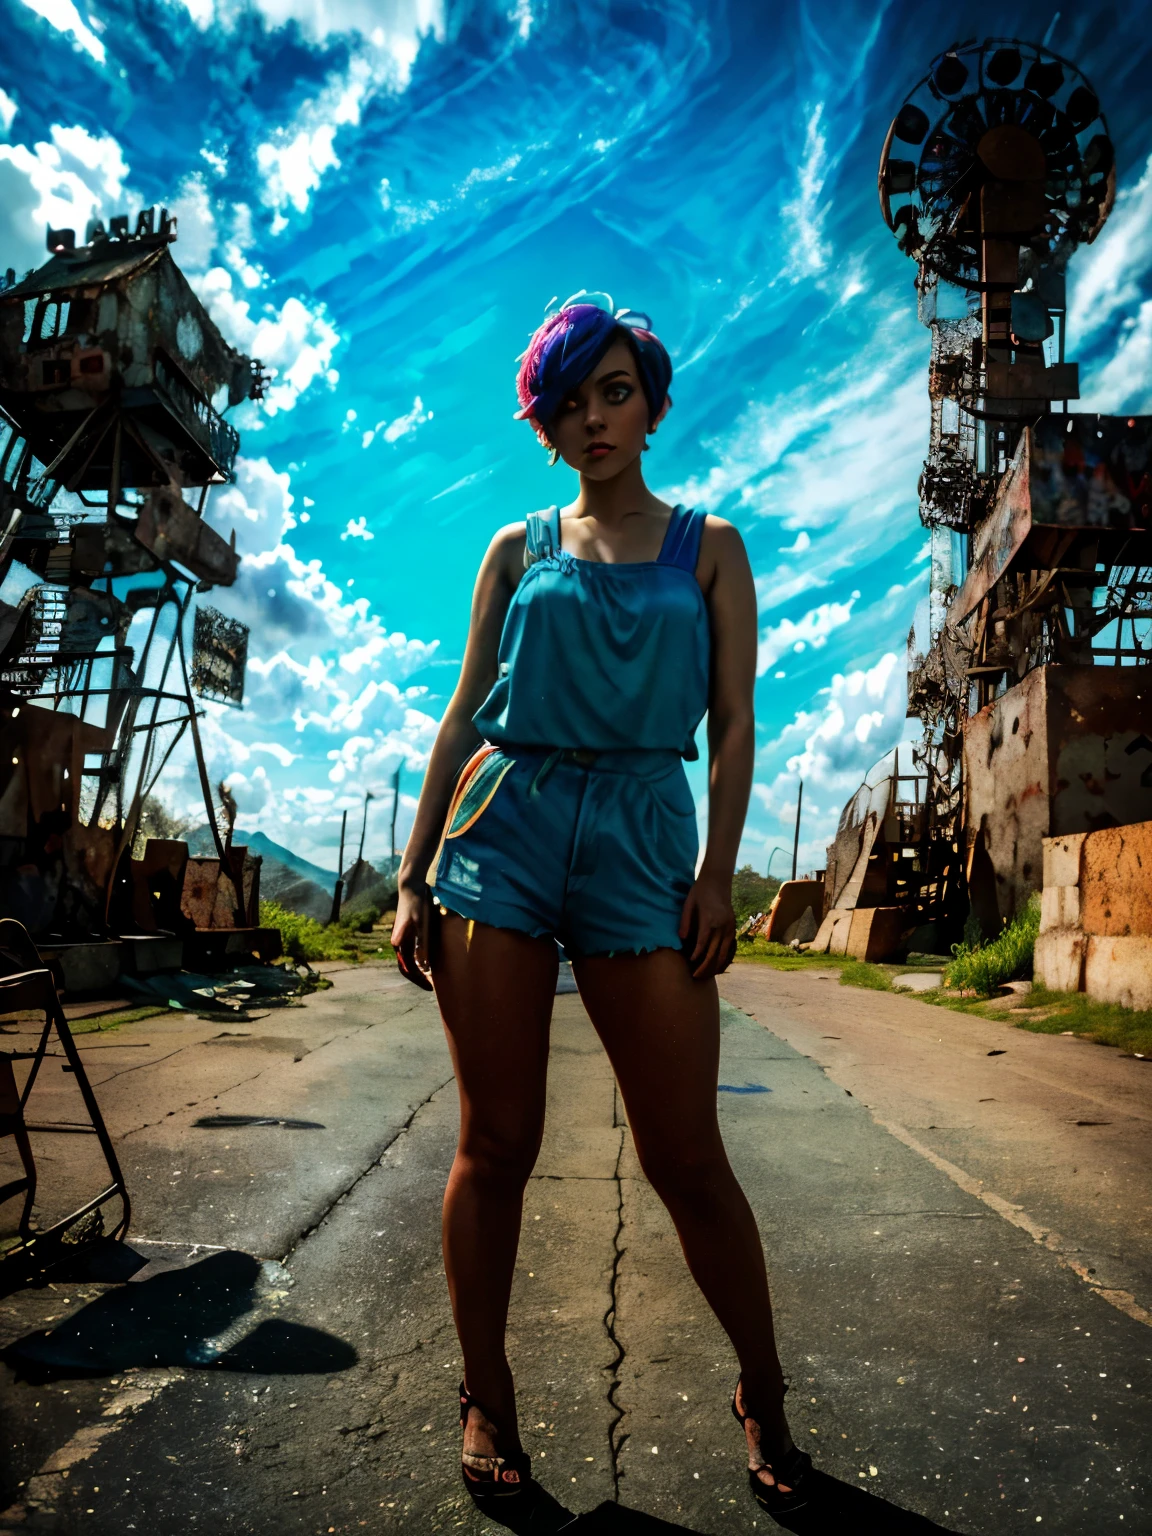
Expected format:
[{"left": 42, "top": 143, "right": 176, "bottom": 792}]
[
  {"left": 873, "top": 36, "right": 1152, "bottom": 936},
  {"left": 0, "top": 211, "right": 265, "bottom": 937}
]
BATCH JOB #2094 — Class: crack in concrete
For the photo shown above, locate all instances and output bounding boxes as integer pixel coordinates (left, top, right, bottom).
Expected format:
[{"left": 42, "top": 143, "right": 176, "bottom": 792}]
[
  {"left": 602, "top": 1084, "right": 628, "bottom": 1501},
  {"left": 280, "top": 1076, "right": 455, "bottom": 1266}
]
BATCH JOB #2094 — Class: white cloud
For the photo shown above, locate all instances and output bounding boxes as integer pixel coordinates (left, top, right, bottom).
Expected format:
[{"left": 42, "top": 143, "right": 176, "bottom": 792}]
[
  {"left": 782, "top": 102, "right": 829, "bottom": 278},
  {"left": 0, "top": 123, "right": 130, "bottom": 273},
  {"left": 779, "top": 530, "right": 810, "bottom": 555},
  {"left": 150, "top": 457, "right": 440, "bottom": 866},
  {"left": 0, "top": 90, "right": 17, "bottom": 136},
  {"left": 20, "top": 0, "right": 105, "bottom": 62},
  {"left": 751, "top": 650, "right": 914, "bottom": 869},
  {"left": 340, "top": 516, "right": 374, "bottom": 541},
  {"left": 177, "top": 0, "right": 443, "bottom": 46},
  {"left": 252, "top": 5, "right": 446, "bottom": 216},
  {"left": 1079, "top": 298, "right": 1152, "bottom": 415},
  {"left": 757, "top": 593, "right": 859, "bottom": 675},
  {"left": 191, "top": 267, "right": 340, "bottom": 416},
  {"left": 1068, "top": 152, "right": 1152, "bottom": 346},
  {"left": 360, "top": 396, "right": 432, "bottom": 448}
]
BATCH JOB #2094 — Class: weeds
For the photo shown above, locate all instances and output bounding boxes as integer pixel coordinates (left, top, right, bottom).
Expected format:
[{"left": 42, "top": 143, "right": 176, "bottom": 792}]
[
  {"left": 259, "top": 900, "right": 360, "bottom": 963},
  {"left": 943, "top": 897, "right": 1041, "bottom": 996},
  {"left": 838, "top": 961, "right": 891, "bottom": 990}
]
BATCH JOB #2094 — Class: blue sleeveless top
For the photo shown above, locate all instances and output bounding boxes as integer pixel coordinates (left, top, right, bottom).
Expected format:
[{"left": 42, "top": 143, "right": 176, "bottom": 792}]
[{"left": 473, "top": 503, "right": 710, "bottom": 760}]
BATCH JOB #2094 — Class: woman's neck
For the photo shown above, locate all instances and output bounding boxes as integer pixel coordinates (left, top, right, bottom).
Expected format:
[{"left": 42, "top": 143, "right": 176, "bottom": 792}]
[{"left": 569, "top": 453, "right": 666, "bottom": 530}]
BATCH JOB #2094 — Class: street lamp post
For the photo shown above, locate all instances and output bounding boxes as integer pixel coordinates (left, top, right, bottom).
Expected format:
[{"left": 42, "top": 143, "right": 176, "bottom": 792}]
[
  {"left": 766, "top": 846, "right": 788, "bottom": 880},
  {"left": 791, "top": 779, "right": 804, "bottom": 881}
]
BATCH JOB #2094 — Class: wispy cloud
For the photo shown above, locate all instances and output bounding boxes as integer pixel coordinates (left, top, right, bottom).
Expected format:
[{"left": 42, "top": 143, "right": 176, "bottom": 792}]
[
  {"left": 757, "top": 593, "right": 859, "bottom": 675},
  {"left": 20, "top": 0, "right": 104, "bottom": 62}
]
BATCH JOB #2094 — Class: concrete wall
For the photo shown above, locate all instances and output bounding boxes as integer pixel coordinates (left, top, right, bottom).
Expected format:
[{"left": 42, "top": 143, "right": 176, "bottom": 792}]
[
  {"left": 964, "top": 665, "right": 1152, "bottom": 927},
  {"left": 1034, "top": 821, "right": 1152, "bottom": 1008}
]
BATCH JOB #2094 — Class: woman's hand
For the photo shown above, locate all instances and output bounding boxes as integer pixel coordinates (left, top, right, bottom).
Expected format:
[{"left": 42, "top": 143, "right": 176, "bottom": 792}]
[
  {"left": 390, "top": 881, "right": 434, "bottom": 990},
  {"left": 678, "top": 872, "right": 737, "bottom": 980}
]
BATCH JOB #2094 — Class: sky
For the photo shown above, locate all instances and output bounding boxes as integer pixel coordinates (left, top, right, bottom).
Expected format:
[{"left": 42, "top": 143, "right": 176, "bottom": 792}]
[{"left": 2, "top": 0, "right": 1152, "bottom": 876}]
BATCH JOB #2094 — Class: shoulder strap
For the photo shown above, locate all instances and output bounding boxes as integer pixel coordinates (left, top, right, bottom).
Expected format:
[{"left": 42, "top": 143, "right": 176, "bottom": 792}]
[
  {"left": 523, "top": 505, "right": 561, "bottom": 568},
  {"left": 657, "top": 504, "right": 706, "bottom": 573}
]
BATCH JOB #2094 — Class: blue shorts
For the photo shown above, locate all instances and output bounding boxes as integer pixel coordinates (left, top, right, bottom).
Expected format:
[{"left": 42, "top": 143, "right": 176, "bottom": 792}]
[{"left": 432, "top": 746, "right": 699, "bottom": 958}]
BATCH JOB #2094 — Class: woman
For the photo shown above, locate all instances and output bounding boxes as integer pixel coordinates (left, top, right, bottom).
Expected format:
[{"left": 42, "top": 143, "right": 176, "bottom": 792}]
[{"left": 391, "top": 293, "right": 811, "bottom": 1521}]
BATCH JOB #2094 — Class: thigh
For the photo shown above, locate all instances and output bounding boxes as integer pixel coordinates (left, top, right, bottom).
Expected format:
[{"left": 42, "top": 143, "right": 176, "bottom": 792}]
[
  {"left": 434, "top": 914, "right": 559, "bottom": 1148},
  {"left": 571, "top": 948, "right": 722, "bottom": 1161}
]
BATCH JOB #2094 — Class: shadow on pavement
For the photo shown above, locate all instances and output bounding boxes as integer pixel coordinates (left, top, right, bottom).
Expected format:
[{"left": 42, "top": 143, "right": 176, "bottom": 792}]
[
  {"left": 1, "top": 1248, "right": 357, "bottom": 1382},
  {"left": 469, "top": 1476, "right": 967, "bottom": 1533},
  {"left": 768, "top": 1471, "right": 967, "bottom": 1534}
]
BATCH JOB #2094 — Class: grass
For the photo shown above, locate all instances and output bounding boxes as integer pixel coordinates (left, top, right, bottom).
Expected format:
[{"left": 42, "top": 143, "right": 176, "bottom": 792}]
[
  {"left": 1010, "top": 987, "right": 1152, "bottom": 1056},
  {"left": 734, "top": 911, "right": 1152, "bottom": 1059},
  {"left": 838, "top": 960, "right": 892, "bottom": 991},
  {"left": 943, "top": 897, "right": 1040, "bottom": 995},
  {"left": 735, "top": 937, "right": 850, "bottom": 972},
  {"left": 259, "top": 900, "right": 361, "bottom": 964}
]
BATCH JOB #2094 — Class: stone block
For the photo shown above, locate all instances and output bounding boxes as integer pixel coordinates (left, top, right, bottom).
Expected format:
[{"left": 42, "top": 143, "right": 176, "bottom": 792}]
[
  {"left": 1040, "top": 884, "right": 1080, "bottom": 932},
  {"left": 1034, "top": 927, "right": 1086, "bottom": 992},
  {"left": 1084, "top": 934, "right": 1152, "bottom": 1010},
  {"left": 1042, "top": 832, "right": 1087, "bottom": 890},
  {"left": 846, "top": 906, "right": 906, "bottom": 962},
  {"left": 1080, "top": 820, "right": 1152, "bottom": 937},
  {"left": 813, "top": 908, "right": 854, "bottom": 956}
]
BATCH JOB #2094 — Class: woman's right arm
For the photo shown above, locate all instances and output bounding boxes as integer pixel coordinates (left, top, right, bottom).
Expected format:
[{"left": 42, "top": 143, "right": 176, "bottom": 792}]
[{"left": 390, "top": 523, "right": 525, "bottom": 985}]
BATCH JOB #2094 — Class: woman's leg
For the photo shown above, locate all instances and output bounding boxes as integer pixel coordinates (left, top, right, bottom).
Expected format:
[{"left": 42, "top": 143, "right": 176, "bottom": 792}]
[
  {"left": 433, "top": 914, "right": 559, "bottom": 1455},
  {"left": 572, "top": 948, "right": 796, "bottom": 1479}
]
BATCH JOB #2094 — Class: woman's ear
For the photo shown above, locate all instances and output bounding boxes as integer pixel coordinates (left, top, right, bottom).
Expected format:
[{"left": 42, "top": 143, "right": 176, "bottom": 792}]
[{"left": 650, "top": 395, "right": 672, "bottom": 432}]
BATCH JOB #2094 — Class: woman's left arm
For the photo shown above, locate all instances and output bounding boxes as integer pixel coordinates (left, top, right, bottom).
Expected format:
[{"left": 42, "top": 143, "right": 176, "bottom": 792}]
[{"left": 679, "top": 518, "right": 758, "bottom": 979}]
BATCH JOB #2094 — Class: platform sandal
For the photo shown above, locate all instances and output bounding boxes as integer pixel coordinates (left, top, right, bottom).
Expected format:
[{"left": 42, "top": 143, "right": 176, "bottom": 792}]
[
  {"left": 731, "top": 1374, "right": 813, "bottom": 1516},
  {"left": 459, "top": 1380, "right": 535, "bottom": 1510}
]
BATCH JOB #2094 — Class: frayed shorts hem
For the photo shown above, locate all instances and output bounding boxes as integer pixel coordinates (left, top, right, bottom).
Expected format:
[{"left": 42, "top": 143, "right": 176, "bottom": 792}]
[{"left": 432, "top": 890, "right": 684, "bottom": 961}]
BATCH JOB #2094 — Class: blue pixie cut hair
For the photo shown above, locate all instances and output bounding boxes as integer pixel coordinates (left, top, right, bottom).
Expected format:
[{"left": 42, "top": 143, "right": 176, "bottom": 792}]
[{"left": 514, "top": 291, "right": 673, "bottom": 441}]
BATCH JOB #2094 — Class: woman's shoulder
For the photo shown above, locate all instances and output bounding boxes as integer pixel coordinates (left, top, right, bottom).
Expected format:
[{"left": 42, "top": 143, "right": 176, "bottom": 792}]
[{"left": 693, "top": 512, "right": 749, "bottom": 591}]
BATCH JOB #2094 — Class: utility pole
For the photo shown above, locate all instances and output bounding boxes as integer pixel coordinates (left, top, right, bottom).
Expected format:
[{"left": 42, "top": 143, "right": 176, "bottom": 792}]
[
  {"left": 791, "top": 779, "right": 804, "bottom": 881},
  {"left": 350, "top": 790, "right": 374, "bottom": 897},
  {"left": 389, "top": 763, "right": 401, "bottom": 880},
  {"left": 328, "top": 809, "right": 348, "bottom": 926}
]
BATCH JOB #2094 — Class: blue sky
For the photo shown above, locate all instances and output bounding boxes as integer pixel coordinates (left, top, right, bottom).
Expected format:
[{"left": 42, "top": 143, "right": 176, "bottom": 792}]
[{"left": 3, "top": 0, "right": 1152, "bottom": 874}]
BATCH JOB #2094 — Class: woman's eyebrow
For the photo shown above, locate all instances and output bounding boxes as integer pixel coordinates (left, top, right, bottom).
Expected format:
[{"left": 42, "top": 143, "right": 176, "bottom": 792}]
[{"left": 595, "top": 368, "right": 632, "bottom": 384}]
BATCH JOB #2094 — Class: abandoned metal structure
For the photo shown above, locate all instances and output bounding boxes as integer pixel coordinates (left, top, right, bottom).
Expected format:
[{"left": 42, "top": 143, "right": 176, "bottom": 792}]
[
  {"left": 814, "top": 37, "right": 1152, "bottom": 964},
  {"left": 0, "top": 209, "right": 276, "bottom": 980}
]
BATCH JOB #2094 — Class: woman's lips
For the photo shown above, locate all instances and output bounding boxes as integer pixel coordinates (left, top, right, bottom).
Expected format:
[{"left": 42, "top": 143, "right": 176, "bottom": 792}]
[{"left": 586, "top": 444, "right": 615, "bottom": 458}]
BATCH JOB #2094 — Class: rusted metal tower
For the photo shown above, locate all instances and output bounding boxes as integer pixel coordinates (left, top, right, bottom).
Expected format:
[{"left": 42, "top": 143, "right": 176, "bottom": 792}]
[
  {"left": 0, "top": 209, "right": 266, "bottom": 946},
  {"left": 876, "top": 38, "right": 1152, "bottom": 938}
]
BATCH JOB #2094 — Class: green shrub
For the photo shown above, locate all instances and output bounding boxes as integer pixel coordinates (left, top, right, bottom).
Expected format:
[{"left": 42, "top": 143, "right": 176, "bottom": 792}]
[
  {"left": 944, "top": 896, "right": 1040, "bottom": 995},
  {"left": 839, "top": 960, "right": 891, "bottom": 990},
  {"left": 259, "top": 900, "right": 357, "bottom": 963}
]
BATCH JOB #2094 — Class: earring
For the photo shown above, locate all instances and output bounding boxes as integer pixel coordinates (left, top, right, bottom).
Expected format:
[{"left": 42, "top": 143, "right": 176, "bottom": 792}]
[{"left": 547, "top": 444, "right": 560, "bottom": 466}]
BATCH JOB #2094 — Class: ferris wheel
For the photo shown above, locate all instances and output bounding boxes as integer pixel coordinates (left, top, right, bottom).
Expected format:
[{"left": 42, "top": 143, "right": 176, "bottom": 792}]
[{"left": 878, "top": 38, "right": 1115, "bottom": 289}]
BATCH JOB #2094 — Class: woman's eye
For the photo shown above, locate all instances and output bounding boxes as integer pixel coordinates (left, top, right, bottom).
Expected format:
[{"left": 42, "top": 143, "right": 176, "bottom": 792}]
[{"left": 606, "top": 386, "right": 632, "bottom": 404}]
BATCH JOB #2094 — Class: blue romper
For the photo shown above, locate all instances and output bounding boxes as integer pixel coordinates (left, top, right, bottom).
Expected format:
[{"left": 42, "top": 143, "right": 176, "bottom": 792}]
[{"left": 432, "top": 503, "right": 710, "bottom": 957}]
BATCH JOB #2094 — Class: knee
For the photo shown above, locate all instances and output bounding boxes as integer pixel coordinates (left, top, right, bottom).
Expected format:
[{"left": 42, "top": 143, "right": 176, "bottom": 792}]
[
  {"left": 638, "top": 1141, "right": 732, "bottom": 1206},
  {"left": 456, "top": 1125, "right": 542, "bottom": 1190}
]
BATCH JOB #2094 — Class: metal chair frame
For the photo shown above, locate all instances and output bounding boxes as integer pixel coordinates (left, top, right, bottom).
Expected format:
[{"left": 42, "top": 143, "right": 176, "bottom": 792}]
[{"left": 0, "top": 919, "right": 130, "bottom": 1265}]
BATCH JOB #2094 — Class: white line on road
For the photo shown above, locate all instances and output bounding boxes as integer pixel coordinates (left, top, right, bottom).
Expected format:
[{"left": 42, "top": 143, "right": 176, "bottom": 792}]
[{"left": 877, "top": 1117, "right": 1152, "bottom": 1329}]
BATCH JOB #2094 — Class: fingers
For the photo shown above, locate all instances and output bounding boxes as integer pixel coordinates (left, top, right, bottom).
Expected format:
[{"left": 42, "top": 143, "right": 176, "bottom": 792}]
[
  {"left": 690, "top": 921, "right": 736, "bottom": 980},
  {"left": 691, "top": 927, "right": 723, "bottom": 979},
  {"left": 395, "top": 926, "right": 434, "bottom": 991}
]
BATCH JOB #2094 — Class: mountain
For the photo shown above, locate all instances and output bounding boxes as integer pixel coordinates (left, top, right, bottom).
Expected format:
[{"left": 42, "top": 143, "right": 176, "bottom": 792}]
[{"left": 185, "top": 826, "right": 335, "bottom": 889}]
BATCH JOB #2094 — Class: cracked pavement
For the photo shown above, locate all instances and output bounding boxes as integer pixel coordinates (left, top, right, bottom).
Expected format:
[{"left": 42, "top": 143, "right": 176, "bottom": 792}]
[{"left": 2, "top": 963, "right": 1151, "bottom": 1533}]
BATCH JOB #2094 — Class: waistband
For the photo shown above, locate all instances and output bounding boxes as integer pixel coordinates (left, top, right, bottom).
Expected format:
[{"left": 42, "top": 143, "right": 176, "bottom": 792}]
[{"left": 491, "top": 743, "right": 684, "bottom": 781}]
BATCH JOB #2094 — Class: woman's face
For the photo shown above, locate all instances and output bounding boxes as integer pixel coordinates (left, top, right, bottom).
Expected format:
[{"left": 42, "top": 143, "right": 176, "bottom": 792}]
[{"left": 544, "top": 338, "right": 667, "bottom": 479}]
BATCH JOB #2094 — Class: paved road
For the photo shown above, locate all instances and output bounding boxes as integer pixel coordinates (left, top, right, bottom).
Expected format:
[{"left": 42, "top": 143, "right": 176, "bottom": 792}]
[{"left": 1, "top": 963, "right": 1150, "bottom": 1533}]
